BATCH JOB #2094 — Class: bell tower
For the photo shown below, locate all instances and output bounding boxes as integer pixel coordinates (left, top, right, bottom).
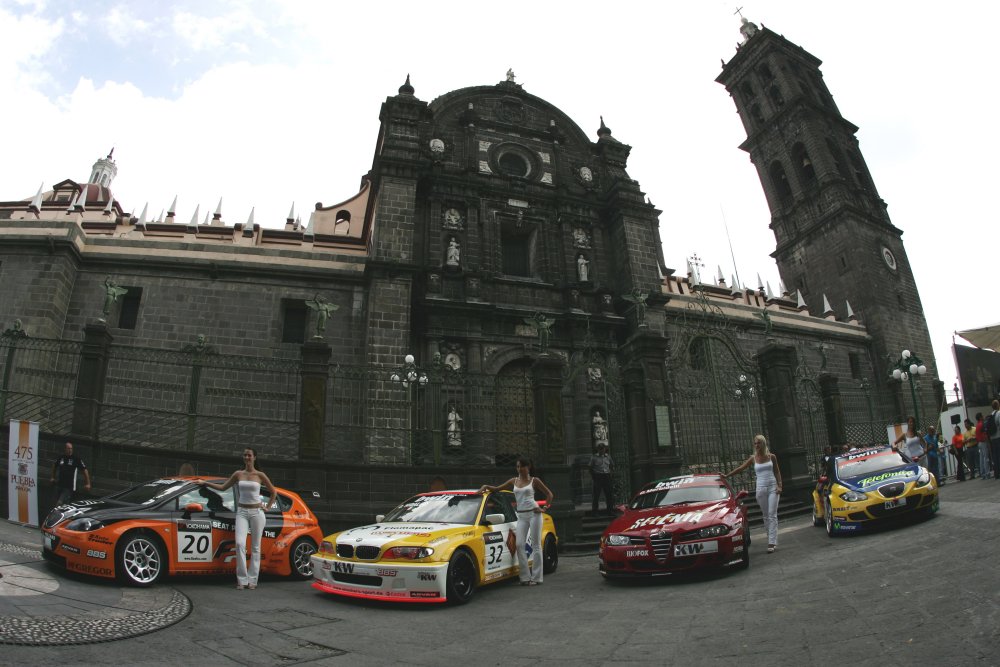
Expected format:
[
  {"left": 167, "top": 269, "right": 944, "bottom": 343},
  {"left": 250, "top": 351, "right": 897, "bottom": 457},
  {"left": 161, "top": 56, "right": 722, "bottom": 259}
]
[{"left": 716, "top": 18, "right": 940, "bottom": 405}]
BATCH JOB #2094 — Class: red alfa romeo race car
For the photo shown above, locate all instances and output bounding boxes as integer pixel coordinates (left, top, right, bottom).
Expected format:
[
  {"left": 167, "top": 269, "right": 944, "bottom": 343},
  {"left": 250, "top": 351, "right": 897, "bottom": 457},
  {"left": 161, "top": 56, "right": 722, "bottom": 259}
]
[
  {"left": 41, "top": 477, "right": 324, "bottom": 586},
  {"left": 599, "top": 473, "right": 750, "bottom": 577}
]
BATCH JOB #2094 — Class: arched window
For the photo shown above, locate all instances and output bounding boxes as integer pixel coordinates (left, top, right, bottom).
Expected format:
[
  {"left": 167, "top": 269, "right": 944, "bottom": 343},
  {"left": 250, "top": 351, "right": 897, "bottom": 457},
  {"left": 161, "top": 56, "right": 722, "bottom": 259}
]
[
  {"left": 848, "top": 152, "right": 872, "bottom": 190},
  {"left": 334, "top": 209, "right": 351, "bottom": 235},
  {"left": 768, "top": 84, "right": 785, "bottom": 107},
  {"left": 825, "top": 139, "right": 851, "bottom": 182},
  {"left": 769, "top": 161, "right": 793, "bottom": 202},
  {"left": 750, "top": 104, "right": 764, "bottom": 125},
  {"left": 497, "top": 152, "right": 529, "bottom": 177},
  {"left": 791, "top": 143, "right": 816, "bottom": 186}
]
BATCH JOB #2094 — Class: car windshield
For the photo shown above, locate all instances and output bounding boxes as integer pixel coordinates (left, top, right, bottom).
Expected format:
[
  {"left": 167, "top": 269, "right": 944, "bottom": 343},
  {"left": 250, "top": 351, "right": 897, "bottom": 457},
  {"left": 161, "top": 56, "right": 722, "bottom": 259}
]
[
  {"left": 631, "top": 482, "right": 730, "bottom": 510},
  {"left": 382, "top": 494, "right": 482, "bottom": 524},
  {"left": 836, "top": 450, "right": 908, "bottom": 479},
  {"left": 109, "top": 479, "right": 188, "bottom": 506}
]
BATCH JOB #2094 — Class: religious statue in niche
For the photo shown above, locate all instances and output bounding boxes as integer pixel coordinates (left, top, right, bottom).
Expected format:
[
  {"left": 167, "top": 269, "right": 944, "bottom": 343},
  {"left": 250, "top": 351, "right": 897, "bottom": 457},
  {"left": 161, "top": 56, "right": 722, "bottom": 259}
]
[
  {"left": 587, "top": 367, "right": 603, "bottom": 387},
  {"left": 579, "top": 166, "right": 593, "bottom": 183},
  {"left": 305, "top": 294, "right": 340, "bottom": 338},
  {"left": 592, "top": 410, "right": 609, "bottom": 445},
  {"left": 577, "top": 254, "right": 590, "bottom": 282},
  {"left": 101, "top": 277, "right": 128, "bottom": 321},
  {"left": 443, "top": 207, "right": 464, "bottom": 230},
  {"left": 572, "top": 227, "right": 591, "bottom": 248},
  {"left": 446, "top": 405, "right": 463, "bottom": 447},
  {"left": 446, "top": 236, "right": 461, "bottom": 267}
]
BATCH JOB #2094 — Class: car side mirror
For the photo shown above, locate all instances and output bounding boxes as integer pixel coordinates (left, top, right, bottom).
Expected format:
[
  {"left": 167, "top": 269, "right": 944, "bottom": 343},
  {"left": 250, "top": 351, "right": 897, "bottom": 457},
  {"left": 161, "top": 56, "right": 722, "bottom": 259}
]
[
  {"left": 184, "top": 502, "right": 204, "bottom": 513},
  {"left": 735, "top": 491, "right": 748, "bottom": 503},
  {"left": 483, "top": 513, "right": 506, "bottom": 525},
  {"left": 375, "top": 514, "right": 385, "bottom": 523}
]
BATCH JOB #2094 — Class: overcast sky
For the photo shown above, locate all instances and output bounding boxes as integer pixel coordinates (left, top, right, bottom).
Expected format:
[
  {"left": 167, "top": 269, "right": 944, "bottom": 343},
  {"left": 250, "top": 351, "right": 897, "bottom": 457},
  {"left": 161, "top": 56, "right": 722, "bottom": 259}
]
[{"left": 2, "top": 0, "right": 996, "bottom": 396}]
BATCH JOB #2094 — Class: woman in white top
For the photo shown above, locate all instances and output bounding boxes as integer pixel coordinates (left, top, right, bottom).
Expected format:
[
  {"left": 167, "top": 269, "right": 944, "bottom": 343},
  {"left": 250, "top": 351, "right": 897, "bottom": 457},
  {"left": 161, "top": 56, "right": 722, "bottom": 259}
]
[
  {"left": 478, "top": 458, "right": 554, "bottom": 585},
  {"left": 197, "top": 448, "right": 277, "bottom": 589},
  {"left": 723, "top": 435, "right": 783, "bottom": 554},
  {"left": 893, "top": 416, "right": 924, "bottom": 463}
]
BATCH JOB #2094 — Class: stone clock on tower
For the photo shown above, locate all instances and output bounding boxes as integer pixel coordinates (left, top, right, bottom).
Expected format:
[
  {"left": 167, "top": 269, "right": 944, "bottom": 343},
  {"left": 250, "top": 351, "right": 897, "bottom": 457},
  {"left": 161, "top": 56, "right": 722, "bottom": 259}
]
[{"left": 716, "top": 18, "right": 942, "bottom": 416}]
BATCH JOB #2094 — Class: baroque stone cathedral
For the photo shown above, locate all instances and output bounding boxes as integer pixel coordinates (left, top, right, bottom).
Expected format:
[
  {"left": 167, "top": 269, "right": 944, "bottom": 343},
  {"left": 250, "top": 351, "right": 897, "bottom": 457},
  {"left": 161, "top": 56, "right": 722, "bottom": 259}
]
[{"left": 0, "top": 19, "right": 939, "bottom": 532}]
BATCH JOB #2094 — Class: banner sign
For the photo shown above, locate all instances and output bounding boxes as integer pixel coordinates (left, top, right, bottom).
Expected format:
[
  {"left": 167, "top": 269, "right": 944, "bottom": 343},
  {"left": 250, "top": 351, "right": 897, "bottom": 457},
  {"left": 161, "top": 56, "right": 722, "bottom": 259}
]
[{"left": 8, "top": 420, "right": 39, "bottom": 526}]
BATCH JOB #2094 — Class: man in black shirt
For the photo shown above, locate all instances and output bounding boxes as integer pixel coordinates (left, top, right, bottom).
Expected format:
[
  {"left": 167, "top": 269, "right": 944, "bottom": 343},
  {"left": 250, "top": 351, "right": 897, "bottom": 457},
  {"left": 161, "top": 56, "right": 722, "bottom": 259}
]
[{"left": 50, "top": 441, "right": 90, "bottom": 507}]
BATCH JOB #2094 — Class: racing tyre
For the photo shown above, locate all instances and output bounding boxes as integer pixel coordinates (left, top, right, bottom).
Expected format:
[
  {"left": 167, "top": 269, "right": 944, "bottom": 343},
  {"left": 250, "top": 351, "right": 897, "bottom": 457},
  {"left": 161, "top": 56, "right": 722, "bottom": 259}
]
[
  {"left": 116, "top": 532, "right": 165, "bottom": 587},
  {"left": 289, "top": 537, "right": 317, "bottom": 579},
  {"left": 445, "top": 550, "right": 476, "bottom": 605},
  {"left": 812, "top": 500, "right": 824, "bottom": 527},
  {"left": 823, "top": 498, "right": 836, "bottom": 538},
  {"left": 542, "top": 534, "right": 558, "bottom": 575},
  {"left": 738, "top": 524, "right": 750, "bottom": 570}
]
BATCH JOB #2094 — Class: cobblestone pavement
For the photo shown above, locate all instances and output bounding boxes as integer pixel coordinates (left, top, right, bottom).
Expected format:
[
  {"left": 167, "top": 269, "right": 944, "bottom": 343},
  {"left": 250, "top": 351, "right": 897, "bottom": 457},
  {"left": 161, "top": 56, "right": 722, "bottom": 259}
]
[{"left": 1, "top": 480, "right": 998, "bottom": 666}]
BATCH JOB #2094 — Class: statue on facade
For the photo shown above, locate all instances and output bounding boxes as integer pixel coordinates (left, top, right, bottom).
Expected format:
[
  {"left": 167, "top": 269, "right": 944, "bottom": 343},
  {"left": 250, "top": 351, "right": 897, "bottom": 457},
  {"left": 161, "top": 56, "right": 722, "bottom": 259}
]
[
  {"left": 446, "top": 405, "right": 463, "bottom": 447},
  {"left": 446, "top": 237, "right": 461, "bottom": 267},
  {"left": 506, "top": 68, "right": 516, "bottom": 83},
  {"left": 305, "top": 294, "right": 339, "bottom": 338},
  {"left": 101, "top": 277, "right": 128, "bottom": 321},
  {"left": 524, "top": 312, "right": 555, "bottom": 352},
  {"left": 622, "top": 288, "right": 648, "bottom": 327},
  {"left": 592, "top": 410, "right": 609, "bottom": 444},
  {"left": 577, "top": 254, "right": 590, "bottom": 282}
]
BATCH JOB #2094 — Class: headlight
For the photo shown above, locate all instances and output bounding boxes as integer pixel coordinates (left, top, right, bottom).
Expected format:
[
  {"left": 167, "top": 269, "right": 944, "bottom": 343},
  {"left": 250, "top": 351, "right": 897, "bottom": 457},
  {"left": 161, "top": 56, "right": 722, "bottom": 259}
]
[
  {"left": 65, "top": 517, "right": 104, "bottom": 532},
  {"left": 606, "top": 534, "right": 631, "bottom": 546},
  {"left": 319, "top": 541, "right": 335, "bottom": 554},
  {"left": 839, "top": 490, "right": 868, "bottom": 502},
  {"left": 383, "top": 546, "right": 434, "bottom": 560},
  {"left": 684, "top": 525, "right": 730, "bottom": 540},
  {"left": 915, "top": 470, "right": 931, "bottom": 487}
]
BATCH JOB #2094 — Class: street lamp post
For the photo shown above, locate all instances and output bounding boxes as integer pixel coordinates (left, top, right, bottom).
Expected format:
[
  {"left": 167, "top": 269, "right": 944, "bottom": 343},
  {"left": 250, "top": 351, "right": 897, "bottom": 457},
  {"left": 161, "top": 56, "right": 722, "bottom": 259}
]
[
  {"left": 734, "top": 374, "right": 755, "bottom": 441},
  {"left": 390, "top": 354, "right": 427, "bottom": 464},
  {"left": 889, "top": 349, "right": 928, "bottom": 428}
]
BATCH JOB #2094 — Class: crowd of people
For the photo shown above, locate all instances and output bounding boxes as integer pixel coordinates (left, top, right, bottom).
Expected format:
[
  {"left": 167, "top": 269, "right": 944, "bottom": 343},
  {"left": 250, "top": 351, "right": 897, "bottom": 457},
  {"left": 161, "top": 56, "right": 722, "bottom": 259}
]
[{"left": 894, "top": 399, "right": 1000, "bottom": 483}]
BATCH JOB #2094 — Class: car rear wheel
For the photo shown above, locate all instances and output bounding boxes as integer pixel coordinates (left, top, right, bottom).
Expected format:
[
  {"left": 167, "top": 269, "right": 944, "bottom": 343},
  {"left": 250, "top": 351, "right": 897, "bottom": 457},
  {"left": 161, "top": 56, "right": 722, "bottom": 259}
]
[
  {"left": 289, "top": 537, "right": 317, "bottom": 579},
  {"left": 116, "top": 532, "right": 165, "bottom": 587},
  {"left": 812, "top": 498, "right": 824, "bottom": 527},
  {"left": 542, "top": 534, "right": 558, "bottom": 575},
  {"left": 445, "top": 550, "right": 476, "bottom": 605},
  {"left": 824, "top": 498, "right": 835, "bottom": 538}
]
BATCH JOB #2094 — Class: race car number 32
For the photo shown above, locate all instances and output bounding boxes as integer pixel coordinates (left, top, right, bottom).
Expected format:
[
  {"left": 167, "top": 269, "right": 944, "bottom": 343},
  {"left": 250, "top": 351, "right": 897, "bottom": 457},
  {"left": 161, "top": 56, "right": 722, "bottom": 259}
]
[{"left": 177, "top": 519, "right": 213, "bottom": 562}]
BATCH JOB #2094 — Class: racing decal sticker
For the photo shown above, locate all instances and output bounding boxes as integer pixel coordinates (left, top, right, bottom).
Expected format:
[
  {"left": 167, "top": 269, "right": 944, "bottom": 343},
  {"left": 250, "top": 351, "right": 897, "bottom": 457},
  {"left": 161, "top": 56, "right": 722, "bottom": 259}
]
[
  {"left": 86, "top": 548, "right": 107, "bottom": 559},
  {"left": 627, "top": 512, "right": 705, "bottom": 531},
  {"left": 638, "top": 477, "right": 695, "bottom": 495},
  {"left": 673, "top": 541, "right": 719, "bottom": 557},
  {"left": 857, "top": 470, "right": 914, "bottom": 487},
  {"left": 418, "top": 572, "right": 438, "bottom": 581},
  {"left": 60, "top": 543, "right": 80, "bottom": 554},
  {"left": 625, "top": 549, "right": 650, "bottom": 558},
  {"left": 483, "top": 531, "right": 508, "bottom": 574},
  {"left": 177, "top": 519, "right": 213, "bottom": 562},
  {"left": 67, "top": 562, "right": 113, "bottom": 576}
]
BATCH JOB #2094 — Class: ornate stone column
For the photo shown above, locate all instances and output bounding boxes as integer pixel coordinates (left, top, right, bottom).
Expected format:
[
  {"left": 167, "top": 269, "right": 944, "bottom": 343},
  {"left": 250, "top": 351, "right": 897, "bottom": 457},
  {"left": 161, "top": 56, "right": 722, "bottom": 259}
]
[
  {"left": 756, "top": 343, "right": 811, "bottom": 499},
  {"left": 72, "top": 323, "right": 113, "bottom": 441},
  {"left": 819, "top": 373, "right": 846, "bottom": 447}
]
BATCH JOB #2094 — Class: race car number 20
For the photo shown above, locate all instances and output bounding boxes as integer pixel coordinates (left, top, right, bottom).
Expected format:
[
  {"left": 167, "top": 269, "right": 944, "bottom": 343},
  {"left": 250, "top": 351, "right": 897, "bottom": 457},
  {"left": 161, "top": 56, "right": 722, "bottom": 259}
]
[{"left": 177, "top": 519, "right": 213, "bottom": 562}]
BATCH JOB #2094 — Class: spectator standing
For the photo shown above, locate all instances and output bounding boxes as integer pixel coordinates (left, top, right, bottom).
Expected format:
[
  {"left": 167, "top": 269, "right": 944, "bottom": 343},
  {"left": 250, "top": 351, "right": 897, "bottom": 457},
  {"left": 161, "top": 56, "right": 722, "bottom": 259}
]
[
  {"left": 922, "top": 426, "right": 942, "bottom": 485},
  {"left": 951, "top": 425, "right": 966, "bottom": 482},
  {"left": 50, "top": 441, "right": 90, "bottom": 507},
  {"left": 988, "top": 400, "right": 1000, "bottom": 480},
  {"left": 975, "top": 413, "right": 990, "bottom": 480},
  {"left": 893, "top": 417, "right": 924, "bottom": 463},
  {"left": 589, "top": 443, "right": 614, "bottom": 514},
  {"left": 963, "top": 419, "right": 980, "bottom": 479}
]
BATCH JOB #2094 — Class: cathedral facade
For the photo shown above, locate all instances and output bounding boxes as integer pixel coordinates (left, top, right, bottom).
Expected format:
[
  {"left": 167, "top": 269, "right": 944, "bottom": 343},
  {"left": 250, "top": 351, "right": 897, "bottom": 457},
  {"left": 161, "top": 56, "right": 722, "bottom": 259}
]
[{"left": 0, "top": 22, "right": 939, "bottom": 532}]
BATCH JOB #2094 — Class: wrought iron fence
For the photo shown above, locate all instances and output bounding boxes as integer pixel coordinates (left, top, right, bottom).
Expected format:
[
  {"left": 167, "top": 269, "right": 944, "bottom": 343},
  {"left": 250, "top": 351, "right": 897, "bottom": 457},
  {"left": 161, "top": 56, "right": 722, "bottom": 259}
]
[{"left": 0, "top": 335, "right": 82, "bottom": 435}]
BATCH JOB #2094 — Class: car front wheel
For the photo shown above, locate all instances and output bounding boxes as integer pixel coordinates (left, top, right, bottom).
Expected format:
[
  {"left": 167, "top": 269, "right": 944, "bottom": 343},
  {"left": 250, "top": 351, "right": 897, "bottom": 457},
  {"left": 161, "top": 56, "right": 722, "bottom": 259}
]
[
  {"left": 812, "top": 497, "right": 824, "bottom": 527},
  {"left": 738, "top": 524, "right": 750, "bottom": 570},
  {"left": 445, "top": 550, "right": 476, "bottom": 604},
  {"left": 289, "top": 537, "right": 317, "bottom": 579},
  {"left": 116, "top": 532, "right": 165, "bottom": 586},
  {"left": 824, "top": 498, "right": 835, "bottom": 538}
]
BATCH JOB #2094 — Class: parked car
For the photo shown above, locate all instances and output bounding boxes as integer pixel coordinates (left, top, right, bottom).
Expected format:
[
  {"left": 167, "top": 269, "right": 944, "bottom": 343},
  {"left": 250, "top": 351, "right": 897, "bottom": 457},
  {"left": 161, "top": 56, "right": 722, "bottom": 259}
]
[
  {"left": 41, "top": 477, "right": 323, "bottom": 586},
  {"left": 311, "top": 490, "right": 558, "bottom": 604},
  {"left": 812, "top": 445, "right": 938, "bottom": 535},
  {"left": 599, "top": 474, "right": 749, "bottom": 577}
]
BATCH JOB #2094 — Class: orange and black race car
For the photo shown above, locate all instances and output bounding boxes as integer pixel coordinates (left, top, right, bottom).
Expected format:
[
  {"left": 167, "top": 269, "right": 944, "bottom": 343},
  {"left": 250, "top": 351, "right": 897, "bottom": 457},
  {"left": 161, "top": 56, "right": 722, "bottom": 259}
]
[{"left": 41, "top": 476, "right": 323, "bottom": 586}]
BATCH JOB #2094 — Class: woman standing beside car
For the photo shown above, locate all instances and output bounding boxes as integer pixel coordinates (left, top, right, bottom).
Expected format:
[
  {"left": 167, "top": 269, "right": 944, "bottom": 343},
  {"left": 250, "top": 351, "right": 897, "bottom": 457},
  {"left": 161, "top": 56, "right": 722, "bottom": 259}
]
[
  {"left": 197, "top": 448, "right": 277, "bottom": 590},
  {"left": 478, "top": 458, "right": 554, "bottom": 586},
  {"left": 723, "top": 435, "right": 782, "bottom": 554}
]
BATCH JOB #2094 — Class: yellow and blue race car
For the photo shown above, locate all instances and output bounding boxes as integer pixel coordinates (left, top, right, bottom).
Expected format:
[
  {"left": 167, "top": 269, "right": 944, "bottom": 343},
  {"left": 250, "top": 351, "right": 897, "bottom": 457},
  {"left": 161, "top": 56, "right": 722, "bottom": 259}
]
[
  {"left": 812, "top": 446, "right": 938, "bottom": 536},
  {"left": 311, "top": 490, "right": 558, "bottom": 604}
]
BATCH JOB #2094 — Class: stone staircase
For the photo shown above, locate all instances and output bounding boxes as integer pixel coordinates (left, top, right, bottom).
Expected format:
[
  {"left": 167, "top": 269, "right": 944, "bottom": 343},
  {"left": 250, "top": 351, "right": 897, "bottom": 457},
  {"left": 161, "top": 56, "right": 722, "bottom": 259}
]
[{"left": 560, "top": 498, "right": 813, "bottom": 555}]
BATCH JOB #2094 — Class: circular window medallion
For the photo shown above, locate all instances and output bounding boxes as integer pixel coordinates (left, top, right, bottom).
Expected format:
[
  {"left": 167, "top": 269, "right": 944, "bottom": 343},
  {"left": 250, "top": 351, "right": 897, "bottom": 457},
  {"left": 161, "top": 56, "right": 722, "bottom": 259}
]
[
  {"left": 497, "top": 152, "right": 529, "bottom": 177},
  {"left": 881, "top": 246, "right": 898, "bottom": 272}
]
